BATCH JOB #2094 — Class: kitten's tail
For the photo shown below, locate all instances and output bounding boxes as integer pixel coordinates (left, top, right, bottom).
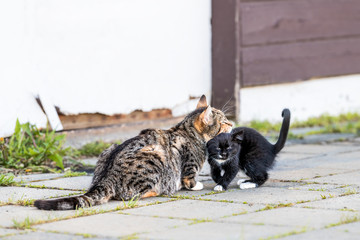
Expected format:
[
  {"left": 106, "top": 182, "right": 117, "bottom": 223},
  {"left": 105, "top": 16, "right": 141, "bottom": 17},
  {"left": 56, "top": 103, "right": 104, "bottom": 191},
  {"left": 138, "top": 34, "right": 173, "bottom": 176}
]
[
  {"left": 34, "top": 184, "right": 114, "bottom": 211},
  {"left": 273, "top": 109, "right": 291, "bottom": 154}
]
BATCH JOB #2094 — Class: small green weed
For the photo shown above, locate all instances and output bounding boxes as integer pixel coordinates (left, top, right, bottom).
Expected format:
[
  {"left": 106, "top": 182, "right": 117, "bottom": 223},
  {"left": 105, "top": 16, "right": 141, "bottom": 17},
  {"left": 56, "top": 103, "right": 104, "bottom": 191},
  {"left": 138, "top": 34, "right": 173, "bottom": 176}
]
[
  {"left": 339, "top": 208, "right": 357, "bottom": 212},
  {"left": 12, "top": 216, "right": 35, "bottom": 229},
  {"left": 76, "top": 141, "right": 120, "bottom": 157},
  {"left": 189, "top": 218, "right": 212, "bottom": 225},
  {"left": 0, "top": 173, "right": 16, "bottom": 186},
  {"left": 63, "top": 169, "right": 87, "bottom": 178},
  {"left": 222, "top": 210, "right": 248, "bottom": 218},
  {"left": 308, "top": 187, "right": 327, "bottom": 191},
  {"left": 326, "top": 215, "right": 360, "bottom": 228},
  {"left": 75, "top": 207, "right": 102, "bottom": 217},
  {"left": 0, "top": 119, "right": 72, "bottom": 169},
  {"left": 122, "top": 195, "right": 139, "bottom": 209},
  {"left": 121, "top": 233, "right": 139, "bottom": 240},
  {"left": 15, "top": 198, "right": 35, "bottom": 206},
  {"left": 240, "top": 112, "right": 360, "bottom": 138},
  {"left": 260, "top": 227, "right": 309, "bottom": 240},
  {"left": 341, "top": 188, "right": 358, "bottom": 196},
  {"left": 75, "top": 233, "right": 98, "bottom": 239},
  {"left": 256, "top": 203, "right": 294, "bottom": 212}
]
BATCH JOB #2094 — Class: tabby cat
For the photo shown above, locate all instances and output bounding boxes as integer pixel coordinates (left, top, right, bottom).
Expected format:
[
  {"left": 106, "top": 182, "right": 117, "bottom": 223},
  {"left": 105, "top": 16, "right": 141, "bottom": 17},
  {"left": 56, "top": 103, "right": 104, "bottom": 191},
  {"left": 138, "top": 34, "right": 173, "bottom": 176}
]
[
  {"left": 207, "top": 109, "right": 290, "bottom": 191},
  {"left": 35, "top": 95, "right": 232, "bottom": 210}
]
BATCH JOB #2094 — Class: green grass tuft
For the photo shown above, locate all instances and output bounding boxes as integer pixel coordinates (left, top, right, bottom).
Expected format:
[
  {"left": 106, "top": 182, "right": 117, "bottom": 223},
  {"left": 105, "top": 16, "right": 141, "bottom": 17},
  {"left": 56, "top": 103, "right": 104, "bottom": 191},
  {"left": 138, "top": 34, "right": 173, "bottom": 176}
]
[
  {"left": 76, "top": 140, "right": 120, "bottom": 157},
  {"left": 0, "top": 173, "right": 16, "bottom": 186},
  {"left": 12, "top": 216, "right": 36, "bottom": 229},
  {"left": 63, "top": 169, "right": 87, "bottom": 178},
  {"left": 239, "top": 112, "right": 360, "bottom": 139},
  {"left": 189, "top": 218, "right": 213, "bottom": 225},
  {"left": 326, "top": 215, "right": 360, "bottom": 228},
  {"left": 0, "top": 119, "right": 73, "bottom": 170}
]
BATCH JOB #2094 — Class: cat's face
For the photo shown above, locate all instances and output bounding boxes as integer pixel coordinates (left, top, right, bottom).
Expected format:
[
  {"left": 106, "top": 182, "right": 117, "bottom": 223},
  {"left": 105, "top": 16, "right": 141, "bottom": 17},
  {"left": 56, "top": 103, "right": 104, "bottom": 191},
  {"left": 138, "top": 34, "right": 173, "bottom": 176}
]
[
  {"left": 207, "top": 132, "right": 241, "bottom": 161},
  {"left": 190, "top": 95, "right": 233, "bottom": 141}
]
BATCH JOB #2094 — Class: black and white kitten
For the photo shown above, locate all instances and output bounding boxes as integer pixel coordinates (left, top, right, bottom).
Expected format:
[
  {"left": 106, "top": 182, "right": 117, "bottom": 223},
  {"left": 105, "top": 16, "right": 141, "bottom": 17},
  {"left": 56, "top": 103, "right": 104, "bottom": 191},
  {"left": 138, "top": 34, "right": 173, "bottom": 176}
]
[{"left": 207, "top": 109, "right": 290, "bottom": 191}]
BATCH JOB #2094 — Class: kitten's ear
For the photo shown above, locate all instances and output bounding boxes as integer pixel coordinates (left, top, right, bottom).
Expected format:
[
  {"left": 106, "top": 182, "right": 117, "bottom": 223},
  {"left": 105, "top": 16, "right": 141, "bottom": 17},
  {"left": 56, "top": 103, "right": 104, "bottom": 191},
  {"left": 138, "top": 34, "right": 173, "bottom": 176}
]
[
  {"left": 196, "top": 95, "right": 208, "bottom": 109},
  {"left": 199, "top": 105, "right": 213, "bottom": 125},
  {"left": 232, "top": 130, "right": 244, "bottom": 143}
]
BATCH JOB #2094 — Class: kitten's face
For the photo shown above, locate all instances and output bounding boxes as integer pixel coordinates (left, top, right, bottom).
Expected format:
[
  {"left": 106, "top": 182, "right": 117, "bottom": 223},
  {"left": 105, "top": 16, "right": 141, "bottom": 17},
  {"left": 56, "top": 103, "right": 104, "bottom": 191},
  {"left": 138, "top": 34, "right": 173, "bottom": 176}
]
[{"left": 207, "top": 133, "right": 240, "bottom": 162}]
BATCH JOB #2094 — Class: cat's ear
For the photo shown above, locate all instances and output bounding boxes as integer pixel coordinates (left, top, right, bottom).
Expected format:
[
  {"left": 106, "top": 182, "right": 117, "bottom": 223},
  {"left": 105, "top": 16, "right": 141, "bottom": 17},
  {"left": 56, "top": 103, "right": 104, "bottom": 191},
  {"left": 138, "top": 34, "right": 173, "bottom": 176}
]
[
  {"left": 199, "top": 105, "right": 213, "bottom": 125},
  {"left": 196, "top": 95, "right": 208, "bottom": 109},
  {"left": 232, "top": 130, "right": 244, "bottom": 143}
]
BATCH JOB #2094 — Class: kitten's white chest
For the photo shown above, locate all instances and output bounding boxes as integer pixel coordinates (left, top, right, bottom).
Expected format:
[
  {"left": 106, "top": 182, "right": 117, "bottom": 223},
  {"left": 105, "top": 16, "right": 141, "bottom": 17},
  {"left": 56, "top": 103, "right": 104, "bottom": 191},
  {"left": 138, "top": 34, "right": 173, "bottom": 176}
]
[{"left": 215, "top": 159, "right": 226, "bottom": 164}]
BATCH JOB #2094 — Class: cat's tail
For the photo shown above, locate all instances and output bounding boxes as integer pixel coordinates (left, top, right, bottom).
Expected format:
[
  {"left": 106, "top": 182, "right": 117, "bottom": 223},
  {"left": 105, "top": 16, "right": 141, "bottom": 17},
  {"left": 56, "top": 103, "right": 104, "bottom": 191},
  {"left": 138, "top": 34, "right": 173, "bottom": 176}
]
[
  {"left": 34, "top": 184, "right": 114, "bottom": 211},
  {"left": 273, "top": 108, "right": 291, "bottom": 154}
]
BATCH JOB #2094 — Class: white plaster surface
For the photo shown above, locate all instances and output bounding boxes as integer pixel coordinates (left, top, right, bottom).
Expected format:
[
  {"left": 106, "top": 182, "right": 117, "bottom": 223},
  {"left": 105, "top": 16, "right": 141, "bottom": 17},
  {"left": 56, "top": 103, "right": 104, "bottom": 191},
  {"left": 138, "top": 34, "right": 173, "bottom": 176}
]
[
  {"left": 0, "top": 0, "right": 211, "bottom": 137},
  {"left": 240, "top": 75, "right": 360, "bottom": 122}
]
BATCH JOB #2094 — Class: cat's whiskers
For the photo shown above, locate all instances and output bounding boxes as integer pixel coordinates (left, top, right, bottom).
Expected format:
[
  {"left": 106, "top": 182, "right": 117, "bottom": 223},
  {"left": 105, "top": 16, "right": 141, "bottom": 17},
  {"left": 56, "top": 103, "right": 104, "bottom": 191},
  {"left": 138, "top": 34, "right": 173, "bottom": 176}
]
[{"left": 221, "top": 97, "right": 233, "bottom": 113}]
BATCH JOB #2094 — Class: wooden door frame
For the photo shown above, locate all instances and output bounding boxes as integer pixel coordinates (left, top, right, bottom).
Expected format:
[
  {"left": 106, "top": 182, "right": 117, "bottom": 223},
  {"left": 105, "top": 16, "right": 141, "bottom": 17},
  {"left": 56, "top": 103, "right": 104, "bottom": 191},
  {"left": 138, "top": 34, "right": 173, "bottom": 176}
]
[{"left": 211, "top": 0, "right": 240, "bottom": 121}]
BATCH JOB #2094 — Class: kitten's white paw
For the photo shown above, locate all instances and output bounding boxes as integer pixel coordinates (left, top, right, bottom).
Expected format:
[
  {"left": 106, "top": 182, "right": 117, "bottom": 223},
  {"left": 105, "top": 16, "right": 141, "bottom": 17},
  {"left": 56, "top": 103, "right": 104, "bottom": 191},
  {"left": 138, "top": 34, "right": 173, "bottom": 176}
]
[
  {"left": 239, "top": 182, "right": 257, "bottom": 189},
  {"left": 214, "top": 185, "right": 224, "bottom": 191},
  {"left": 237, "top": 179, "right": 247, "bottom": 185},
  {"left": 191, "top": 181, "right": 204, "bottom": 191},
  {"left": 220, "top": 169, "right": 225, "bottom": 177}
]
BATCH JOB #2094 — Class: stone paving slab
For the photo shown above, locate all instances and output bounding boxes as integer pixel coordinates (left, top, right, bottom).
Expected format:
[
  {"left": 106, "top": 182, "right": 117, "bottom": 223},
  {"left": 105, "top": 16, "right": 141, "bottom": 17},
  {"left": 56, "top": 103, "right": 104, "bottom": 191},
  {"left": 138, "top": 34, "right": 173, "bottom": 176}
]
[
  {"left": 303, "top": 171, "right": 360, "bottom": 186},
  {"left": 293, "top": 183, "right": 357, "bottom": 193},
  {"left": 202, "top": 187, "right": 333, "bottom": 205},
  {"left": 298, "top": 194, "right": 360, "bottom": 211},
  {"left": 123, "top": 199, "right": 264, "bottom": 219},
  {"left": 0, "top": 205, "right": 76, "bottom": 227},
  {"left": 169, "top": 179, "right": 246, "bottom": 198},
  {"left": 270, "top": 168, "right": 352, "bottom": 181},
  {"left": 329, "top": 221, "right": 360, "bottom": 234},
  {"left": 275, "top": 150, "right": 360, "bottom": 170},
  {"left": 2, "top": 231, "right": 116, "bottom": 240},
  {"left": 36, "top": 213, "right": 191, "bottom": 238},
  {"left": 0, "top": 187, "right": 80, "bottom": 202},
  {"left": 0, "top": 228, "right": 23, "bottom": 237},
  {"left": 282, "top": 144, "right": 360, "bottom": 155},
  {"left": 24, "top": 176, "right": 92, "bottom": 191},
  {"left": 276, "top": 152, "right": 323, "bottom": 162},
  {"left": 222, "top": 207, "right": 358, "bottom": 229},
  {"left": 139, "top": 222, "right": 297, "bottom": 240},
  {"left": 14, "top": 173, "right": 64, "bottom": 183},
  {"left": 251, "top": 179, "right": 301, "bottom": 189},
  {"left": 0, "top": 196, "right": 172, "bottom": 228},
  {"left": 282, "top": 222, "right": 360, "bottom": 239},
  {"left": 87, "top": 196, "right": 172, "bottom": 212}
]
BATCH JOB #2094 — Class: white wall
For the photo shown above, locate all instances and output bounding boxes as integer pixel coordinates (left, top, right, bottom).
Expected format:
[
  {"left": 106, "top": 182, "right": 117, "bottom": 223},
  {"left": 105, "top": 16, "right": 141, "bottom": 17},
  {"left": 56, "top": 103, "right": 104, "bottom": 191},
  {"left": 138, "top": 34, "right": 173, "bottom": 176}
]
[
  {"left": 0, "top": 0, "right": 211, "bottom": 137},
  {"left": 240, "top": 75, "right": 360, "bottom": 123}
]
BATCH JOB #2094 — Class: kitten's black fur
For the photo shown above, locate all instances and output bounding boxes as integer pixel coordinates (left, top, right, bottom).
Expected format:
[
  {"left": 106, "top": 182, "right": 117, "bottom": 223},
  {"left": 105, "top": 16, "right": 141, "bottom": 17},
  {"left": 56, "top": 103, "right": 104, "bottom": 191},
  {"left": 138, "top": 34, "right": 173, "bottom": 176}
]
[{"left": 207, "top": 109, "right": 290, "bottom": 190}]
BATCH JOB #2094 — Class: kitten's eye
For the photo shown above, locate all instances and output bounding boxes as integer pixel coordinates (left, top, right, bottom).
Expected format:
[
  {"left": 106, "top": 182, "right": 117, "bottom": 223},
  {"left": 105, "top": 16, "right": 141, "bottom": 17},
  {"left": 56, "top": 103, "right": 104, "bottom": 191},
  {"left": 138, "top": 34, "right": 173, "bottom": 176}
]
[{"left": 216, "top": 148, "right": 221, "bottom": 151}]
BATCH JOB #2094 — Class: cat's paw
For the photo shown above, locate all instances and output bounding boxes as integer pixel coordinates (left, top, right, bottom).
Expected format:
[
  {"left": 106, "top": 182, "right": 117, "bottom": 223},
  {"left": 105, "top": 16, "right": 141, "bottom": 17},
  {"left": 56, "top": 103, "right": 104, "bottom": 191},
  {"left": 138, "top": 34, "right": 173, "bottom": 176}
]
[
  {"left": 214, "top": 185, "right": 224, "bottom": 191},
  {"left": 239, "top": 182, "right": 257, "bottom": 189},
  {"left": 237, "top": 179, "right": 247, "bottom": 185},
  {"left": 190, "top": 181, "right": 204, "bottom": 191}
]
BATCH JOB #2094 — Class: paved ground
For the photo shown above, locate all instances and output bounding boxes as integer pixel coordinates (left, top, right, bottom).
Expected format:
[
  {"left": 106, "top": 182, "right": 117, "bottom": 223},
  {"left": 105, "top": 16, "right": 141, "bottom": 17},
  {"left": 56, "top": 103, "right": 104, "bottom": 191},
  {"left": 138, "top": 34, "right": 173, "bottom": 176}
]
[{"left": 1, "top": 137, "right": 360, "bottom": 239}]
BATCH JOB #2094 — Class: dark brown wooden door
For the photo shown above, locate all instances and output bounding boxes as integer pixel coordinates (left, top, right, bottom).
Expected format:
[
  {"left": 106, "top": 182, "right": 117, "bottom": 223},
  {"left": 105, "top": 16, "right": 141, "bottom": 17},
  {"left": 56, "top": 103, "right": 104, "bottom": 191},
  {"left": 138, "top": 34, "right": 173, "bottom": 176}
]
[{"left": 212, "top": 0, "right": 360, "bottom": 119}]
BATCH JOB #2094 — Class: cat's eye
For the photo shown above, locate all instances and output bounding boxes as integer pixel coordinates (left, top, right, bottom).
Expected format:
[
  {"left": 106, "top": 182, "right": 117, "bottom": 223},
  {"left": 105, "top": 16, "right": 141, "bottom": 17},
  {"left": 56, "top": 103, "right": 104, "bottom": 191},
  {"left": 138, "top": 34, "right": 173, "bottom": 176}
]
[{"left": 216, "top": 148, "right": 221, "bottom": 151}]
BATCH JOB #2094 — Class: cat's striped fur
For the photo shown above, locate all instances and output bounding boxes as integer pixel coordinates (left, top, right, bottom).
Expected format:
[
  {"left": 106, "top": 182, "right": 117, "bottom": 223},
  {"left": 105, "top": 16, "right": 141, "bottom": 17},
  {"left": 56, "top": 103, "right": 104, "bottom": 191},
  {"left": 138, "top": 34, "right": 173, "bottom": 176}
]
[{"left": 34, "top": 95, "right": 232, "bottom": 210}]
